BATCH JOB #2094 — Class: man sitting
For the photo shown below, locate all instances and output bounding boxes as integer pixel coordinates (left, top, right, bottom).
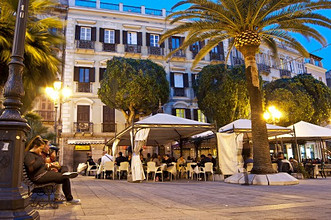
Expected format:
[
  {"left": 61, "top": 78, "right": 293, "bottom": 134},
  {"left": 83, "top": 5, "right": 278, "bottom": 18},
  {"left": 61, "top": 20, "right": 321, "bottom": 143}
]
[
  {"left": 277, "top": 152, "right": 293, "bottom": 174},
  {"left": 115, "top": 152, "right": 127, "bottom": 166},
  {"left": 97, "top": 151, "right": 114, "bottom": 179},
  {"left": 198, "top": 154, "right": 212, "bottom": 167}
]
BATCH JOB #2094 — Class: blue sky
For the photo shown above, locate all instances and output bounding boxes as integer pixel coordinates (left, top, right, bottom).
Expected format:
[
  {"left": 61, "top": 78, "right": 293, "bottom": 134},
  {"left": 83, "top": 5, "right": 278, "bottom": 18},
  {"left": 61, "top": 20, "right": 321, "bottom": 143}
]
[{"left": 111, "top": 0, "right": 331, "bottom": 70}]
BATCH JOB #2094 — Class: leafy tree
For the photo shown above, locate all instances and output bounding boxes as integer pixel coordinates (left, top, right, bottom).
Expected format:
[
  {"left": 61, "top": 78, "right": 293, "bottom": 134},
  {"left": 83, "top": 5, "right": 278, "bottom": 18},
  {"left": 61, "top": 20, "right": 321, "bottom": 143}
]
[
  {"left": 98, "top": 57, "right": 169, "bottom": 125},
  {"left": 194, "top": 64, "right": 250, "bottom": 128},
  {"left": 24, "top": 112, "right": 54, "bottom": 144},
  {"left": 161, "top": 0, "right": 330, "bottom": 174},
  {"left": 265, "top": 74, "right": 331, "bottom": 126},
  {"left": 0, "top": 0, "right": 63, "bottom": 113}
]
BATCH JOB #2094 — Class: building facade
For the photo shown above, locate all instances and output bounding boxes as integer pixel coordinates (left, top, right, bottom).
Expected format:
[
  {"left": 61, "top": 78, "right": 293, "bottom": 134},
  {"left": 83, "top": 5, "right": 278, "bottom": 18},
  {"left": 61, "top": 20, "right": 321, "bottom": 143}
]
[{"left": 36, "top": 0, "right": 327, "bottom": 170}]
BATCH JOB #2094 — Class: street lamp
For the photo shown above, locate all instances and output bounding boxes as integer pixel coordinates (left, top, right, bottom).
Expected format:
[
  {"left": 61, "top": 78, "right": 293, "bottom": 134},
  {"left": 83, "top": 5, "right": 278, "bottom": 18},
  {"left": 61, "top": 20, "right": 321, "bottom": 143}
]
[
  {"left": 263, "top": 105, "right": 282, "bottom": 124},
  {"left": 45, "top": 80, "right": 71, "bottom": 145}
]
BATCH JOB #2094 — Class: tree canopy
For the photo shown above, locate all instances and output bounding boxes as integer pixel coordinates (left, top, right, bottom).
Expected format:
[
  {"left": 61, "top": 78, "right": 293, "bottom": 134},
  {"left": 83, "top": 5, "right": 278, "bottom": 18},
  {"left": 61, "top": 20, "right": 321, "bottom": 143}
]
[
  {"left": 0, "top": 0, "right": 63, "bottom": 112},
  {"left": 194, "top": 64, "right": 250, "bottom": 128},
  {"left": 24, "top": 112, "right": 54, "bottom": 144},
  {"left": 264, "top": 74, "right": 331, "bottom": 126},
  {"left": 98, "top": 57, "right": 169, "bottom": 124}
]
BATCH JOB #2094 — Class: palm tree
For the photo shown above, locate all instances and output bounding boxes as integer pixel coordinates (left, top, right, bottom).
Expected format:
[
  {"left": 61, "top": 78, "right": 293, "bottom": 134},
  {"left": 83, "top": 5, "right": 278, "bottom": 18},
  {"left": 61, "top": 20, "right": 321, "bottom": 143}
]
[
  {"left": 161, "top": 0, "right": 330, "bottom": 174},
  {"left": 0, "top": 0, "right": 63, "bottom": 112}
]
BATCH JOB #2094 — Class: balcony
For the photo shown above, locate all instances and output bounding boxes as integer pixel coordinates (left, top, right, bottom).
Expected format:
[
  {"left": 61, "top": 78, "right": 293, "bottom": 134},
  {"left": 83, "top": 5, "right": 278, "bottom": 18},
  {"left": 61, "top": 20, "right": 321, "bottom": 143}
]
[
  {"left": 145, "top": 8, "right": 162, "bottom": 16},
  {"left": 174, "top": 88, "right": 185, "bottom": 97},
  {"left": 210, "top": 52, "right": 224, "bottom": 61},
  {"left": 233, "top": 57, "right": 245, "bottom": 65},
  {"left": 125, "top": 44, "right": 141, "bottom": 53},
  {"left": 148, "top": 46, "right": 164, "bottom": 56},
  {"left": 76, "top": 40, "right": 94, "bottom": 49},
  {"left": 34, "top": 110, "right": 54, "bottom": 122},
  {"left": 76, "top": 82, "right": 92, "bottom": 93},
  {"left": 102, "top": 123, "right": 116, "bottom": 132},
  {"left": 103, "top": 43, "right": 116, "bottom": 52},
  {"left": 257, "top": 63, "right": 271, "bottom": 75},
  {"left": 170, "top": 49, "right": 186, "bottom": 58},
  {"left": 74, "top": 122, "right": 93, "bottom": 133},
  {"left": 123, "top": 5, "right": 141, "bottom": 13},
  {"left": 279, "top": 69, "right": 291, "bottom": 78}
]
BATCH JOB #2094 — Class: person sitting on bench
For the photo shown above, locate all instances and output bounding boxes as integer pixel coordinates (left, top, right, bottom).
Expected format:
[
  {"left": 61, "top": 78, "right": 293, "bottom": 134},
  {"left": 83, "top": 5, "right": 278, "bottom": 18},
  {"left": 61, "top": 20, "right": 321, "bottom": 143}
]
[{"left": 24, "top": 136, "right": 80, "bottom": 204}]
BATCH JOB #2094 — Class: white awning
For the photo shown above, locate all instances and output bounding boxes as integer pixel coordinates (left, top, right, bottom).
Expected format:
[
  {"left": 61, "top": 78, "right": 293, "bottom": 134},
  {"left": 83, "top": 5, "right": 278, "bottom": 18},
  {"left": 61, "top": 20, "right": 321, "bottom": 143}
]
[{"left": 67, "top": 139, "right": 105, "bottom": 145}]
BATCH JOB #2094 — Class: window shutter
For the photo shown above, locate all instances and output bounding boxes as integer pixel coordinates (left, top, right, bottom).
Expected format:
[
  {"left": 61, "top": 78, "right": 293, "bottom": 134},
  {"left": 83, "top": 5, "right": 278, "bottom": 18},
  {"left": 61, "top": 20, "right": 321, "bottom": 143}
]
[
  {"left": 91, "top": 27, "right": 96, "bottom": 41},
  {"left": 89, "top": 68, "right": 95, "bottom": 82},
  {"left": 168, "top": 38, "right": 172, "bottom": 49},
  {"left": 123, "top": 31, "right": 127, "bottom": 44},
  {"left": 172, "top": 108, "right": 176, "bottom": 116},
  {"left": 74, "top": 67, "right": 79, "bottom": 81},
  {"left": 180, "top": 37, "right": 185, "bottom": 46},
  {"left": 199, "top": 40, "right": 205, "bottom": 48},
  {"left": 191, "top": 74, "right": 196, "bottom": 87},
  {"left": 75, "top": 25, "right": 80, "bottom": 40},
  {"left": 170, "top": 72, "right": 174, "bottom": 87},
  {"left": 193, "top": 109, "right": 198, "bottom": 121},
  {"left": 137, "top": 32, "right": 142, "bottom": 46},
  {"left": 189, "top": 44, "right": 194, "bottom": 51},
  {"left": 99, "top": 28, "right": 104, "bottom": 42},
  {"left": 185, "top": 109, "right": 191, "bottom": 119},
  {"left": 183, "top": 73, "right": 189, "bottom": 88},
  {"left": 115, "top": 30, "right": 120, "bottom": 44},
  {"left": 160, "top": 35, "right": 165, "bottom": 48},
  {"left": 99, "top": 68, "right": 106, "bottom": 81},
  {"left": 146, "top": 33, "right": 150, "bottom": 46}
]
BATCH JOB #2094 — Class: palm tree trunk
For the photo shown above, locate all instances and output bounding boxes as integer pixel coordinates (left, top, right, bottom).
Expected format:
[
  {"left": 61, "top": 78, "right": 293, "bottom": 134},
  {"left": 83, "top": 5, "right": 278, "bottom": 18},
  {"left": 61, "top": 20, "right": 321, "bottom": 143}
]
[{"left": 241, "top": 46, "right": 275, "bottom": 174}]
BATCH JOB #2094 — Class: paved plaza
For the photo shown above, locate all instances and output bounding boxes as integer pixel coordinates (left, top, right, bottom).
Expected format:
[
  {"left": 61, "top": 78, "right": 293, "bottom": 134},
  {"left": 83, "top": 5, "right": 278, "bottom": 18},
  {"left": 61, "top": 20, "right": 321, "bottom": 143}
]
[{"left": 37, "top": 176, "right": 331, "bottom": 219}]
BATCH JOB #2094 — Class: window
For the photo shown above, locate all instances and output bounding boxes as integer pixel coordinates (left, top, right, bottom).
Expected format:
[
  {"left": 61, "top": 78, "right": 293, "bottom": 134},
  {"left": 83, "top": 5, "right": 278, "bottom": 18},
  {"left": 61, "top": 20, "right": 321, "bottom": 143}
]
[
  {"left": 211, "top": 46, "right": 218, "bottom": 53},
  {"left": 128, "top": 32, "right": 137, "bottom": 45},
  {"left": 280, "top": 58, "right": 285, "bottom": 69},
  {"left": 172, "top": 37, "right": 180, "bottom": 49},
  {"left": 150, "top": 34, "right": 159, "bottom": 47},
  {"left": 80, "top": 27, "right": 91, "bottom": 41},
  {"left": 79, "top": 68, "right": 90, "bottom": 82},
  {"left": 174, "top": 73, "right": 184, "bottom": 88},
  {"left": 197, "top": 110, "right": 206, "bottom": 123},
  {"left": 176, "top": 109, "right": 185, "bottom": 118},
  {"left": 104, "top": 29, "right": 115, "bottom": 44}
]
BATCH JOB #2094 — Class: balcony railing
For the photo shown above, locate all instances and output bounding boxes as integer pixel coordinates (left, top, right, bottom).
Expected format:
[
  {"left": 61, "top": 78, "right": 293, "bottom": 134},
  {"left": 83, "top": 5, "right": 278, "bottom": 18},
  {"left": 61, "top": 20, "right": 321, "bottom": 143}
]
[
  {"left": 279, "top": 69, "right": 291, "bottom": 78},
  {"left": 233, "top": 57, "right": 245, "bottom": 65},
  {"left": 100, "top": 2, "right": 119, "bottom": 10},
  {"left": 74, "top": 122, "right": 93, "bottom": 133},
  {"left": 123, "top": 5, "right": 141, "bottom": 13},
  {"left": 34, "top": 110, "right": 54, "bottom": 122},
  {"left": 76, "top": 40, "right": 95, "bottom": 49},
  {"left": 125, "top": 44, "right": 141, "bottom": 53},
  {"left": 145, "top": 8, "right": 162, "bottom": 16},
  {"left": 103, "top": 43, "right": 116, "bottom": 52},
  {"left": 102, "top": 123, "right": 116, "bottom": 132},
  {"left": 174, "top": 88, "right": 185, "bottom": 97},
  {"left": 210, "top": 52, "right": 224, "bottom": 61},
  {"left": 148, "top": 46, "right": 164, "bottom": 56},
  {"left": 75, "top": 0, "right": 96, "bottom": 8},
  {"left": 257, "top": 63, "right": 271, "bottom": 74},
  {"left": 170, "top": 49, "right": 186, "bottom": 58},
  {"left": 77, "top": 82, "right": 92, "bottom": 93}
]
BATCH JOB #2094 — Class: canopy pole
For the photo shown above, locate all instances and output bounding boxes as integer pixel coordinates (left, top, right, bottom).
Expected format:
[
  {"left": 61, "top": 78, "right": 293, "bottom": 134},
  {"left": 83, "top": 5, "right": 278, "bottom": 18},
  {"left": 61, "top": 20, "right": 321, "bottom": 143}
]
[
  {"left": 293, "top": 125, "right": 301, "bottom": 163},
  {"left": 179, "top": 139, "right": 183, "bottom": 157}
]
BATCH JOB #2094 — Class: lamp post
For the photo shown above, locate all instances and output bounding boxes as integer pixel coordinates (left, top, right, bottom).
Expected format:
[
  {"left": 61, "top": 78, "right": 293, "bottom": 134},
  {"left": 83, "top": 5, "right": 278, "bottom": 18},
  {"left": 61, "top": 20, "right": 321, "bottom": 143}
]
[
  {"left": 0, "top": 0, "right": 39, "bottom": 218},
  {"left": 45, "top": 81, "right": 71, "bottom": 146}
]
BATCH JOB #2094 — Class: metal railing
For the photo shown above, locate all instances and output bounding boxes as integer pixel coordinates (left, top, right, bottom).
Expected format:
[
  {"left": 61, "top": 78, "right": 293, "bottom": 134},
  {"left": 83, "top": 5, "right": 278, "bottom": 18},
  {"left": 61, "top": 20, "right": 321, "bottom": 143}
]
[
  {"left": 125, "top": 44, "right": 141, "bottom": 53},
  {"left": 123, "top": 5, "right": 141, "bottom": 13},
  {"left": 148, "top": 46, "right": 164, "bottom": 56},
  {"left": 257, "top": 63, "right": 271, "bottom": 74},
  {"left": 74, "top": 122, "right": 93, "bottom": 133},
  {"left": 174, "top": 88, "right": 185, "bottom": 97},
  {"left": 75, "top": 0, "right": 96, "bottom": 8},
  {"left": 102, "top": 123, "right": 116, "bottom": 132},
  {"left": 103, "top": 43, "right": 116, "bottom": 52},
  {"left": 76, "top": 40, "right": 95, "bottom": 49},
  {"left": 76, "top": 82, "right": 92, "bottom": 93},
  {"left": 145, "top": 8, "right": 162, "bottom": 16},
  {"left": 210, "top": 52, "right": 224, "bottom": 61},
  {"left": 279, "top": 69, "right": 291, "bottom": 78},
  {"left": 170, "top": 49, "right": 186, "bottom": 58},
  {"left": 100, "top": 2, "right": 119, "bottom": 10}
]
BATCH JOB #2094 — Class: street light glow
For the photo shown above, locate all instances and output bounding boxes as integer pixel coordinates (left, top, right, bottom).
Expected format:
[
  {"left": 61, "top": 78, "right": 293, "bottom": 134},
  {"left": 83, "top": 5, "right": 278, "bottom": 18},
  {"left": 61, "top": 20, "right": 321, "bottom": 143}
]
[
  {"left": 264, "top": 105, "right": 282, "bottom": 123},
  {"left": 62, "top": 87, "right": 72, "bottom": 99}
]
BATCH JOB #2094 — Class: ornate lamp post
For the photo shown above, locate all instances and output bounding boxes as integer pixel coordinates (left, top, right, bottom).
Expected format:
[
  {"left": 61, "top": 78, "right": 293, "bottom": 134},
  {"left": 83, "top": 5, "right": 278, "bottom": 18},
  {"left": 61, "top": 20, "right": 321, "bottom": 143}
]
[
  {"left": 0, "top": 0, "right": 39, "bottom": 218},
  {"left": 45, "top": 81, "right": 71, "bottom": 146}
]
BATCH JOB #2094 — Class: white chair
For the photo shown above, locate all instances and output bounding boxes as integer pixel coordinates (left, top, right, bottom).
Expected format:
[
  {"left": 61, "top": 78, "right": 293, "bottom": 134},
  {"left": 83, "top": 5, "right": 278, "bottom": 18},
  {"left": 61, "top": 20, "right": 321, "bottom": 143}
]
[
  {"left": 87, "top": 162, "right": 98, "bottom": 176},
  {"left": 117, "top": 162, "right": 129, "bottom": 180},
  {"left": 146, "top": 162, "right": 157, "bottom": 181},
  {"left": 186, "top": 163, "right": 196, "bottom": 179},
  {"left": 103, "top": 161, "right": 115, "bottom": 179},
  {"left": 155, "top": 164, "right": 166, "bottom": 182},
  {"left": 167, "top": 163, "right": 177, "bottom": 181},
  {"left": 204, "top": 162, "right": 214, "bottom": 181},
  {"left": 246, "top": 163, "right": 253, "bottom": 173},
  {"left": 192, "top": 165, "right": 206, "bottom": 181},
  {"left": 272, "top": 163, "right": 278, "bottom": 172}
]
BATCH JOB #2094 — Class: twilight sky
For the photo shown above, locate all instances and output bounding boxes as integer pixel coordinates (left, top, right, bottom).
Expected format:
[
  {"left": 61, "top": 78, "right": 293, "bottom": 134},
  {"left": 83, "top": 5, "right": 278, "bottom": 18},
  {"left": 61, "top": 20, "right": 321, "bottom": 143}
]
[{"left": 110, "top": 0, "right": 331, "bottom": 70}]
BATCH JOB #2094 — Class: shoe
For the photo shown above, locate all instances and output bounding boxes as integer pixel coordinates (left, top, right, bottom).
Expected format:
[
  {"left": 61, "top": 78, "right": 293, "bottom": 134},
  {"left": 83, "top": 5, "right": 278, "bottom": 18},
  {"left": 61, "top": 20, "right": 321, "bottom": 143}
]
[
  {"left": 62, "top": 172, "right": 78, "bottom": 179},
  {"left": 54, "top": 196, "right": 66, "bottom": 202},
  {"left": 66, "top": 199, "right": 81, "bottom": 204}
]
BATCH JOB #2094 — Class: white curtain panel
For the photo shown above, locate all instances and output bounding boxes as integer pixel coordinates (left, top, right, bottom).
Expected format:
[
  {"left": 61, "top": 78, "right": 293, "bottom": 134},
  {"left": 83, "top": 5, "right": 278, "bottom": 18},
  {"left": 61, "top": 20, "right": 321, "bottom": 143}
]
[
  {"left": 112, "top": 138, "right": 120, "bottom": 156},
  {"left": 131, "top": 128, "right": 150, "bottom": 181}
]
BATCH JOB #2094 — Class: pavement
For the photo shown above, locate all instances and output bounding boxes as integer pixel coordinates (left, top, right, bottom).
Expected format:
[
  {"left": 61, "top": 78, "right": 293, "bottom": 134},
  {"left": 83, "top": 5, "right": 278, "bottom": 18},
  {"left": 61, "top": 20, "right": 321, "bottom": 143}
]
[{"left": 37, "top": 176, "right": 331, "bottom": 220}]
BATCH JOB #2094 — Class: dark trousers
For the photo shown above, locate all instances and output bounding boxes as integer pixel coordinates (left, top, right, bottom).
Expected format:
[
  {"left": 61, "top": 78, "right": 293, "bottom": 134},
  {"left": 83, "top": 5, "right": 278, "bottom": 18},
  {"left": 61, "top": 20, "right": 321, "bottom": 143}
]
[{"left": 35, "top": 171, "right": 73, "bottom": 201}]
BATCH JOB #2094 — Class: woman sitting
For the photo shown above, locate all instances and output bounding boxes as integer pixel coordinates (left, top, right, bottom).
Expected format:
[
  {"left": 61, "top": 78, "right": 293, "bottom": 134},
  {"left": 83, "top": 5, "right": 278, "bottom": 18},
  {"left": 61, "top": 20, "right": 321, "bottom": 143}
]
[{"left": 24, "top": 136, "right": 80, "bottom": 204}]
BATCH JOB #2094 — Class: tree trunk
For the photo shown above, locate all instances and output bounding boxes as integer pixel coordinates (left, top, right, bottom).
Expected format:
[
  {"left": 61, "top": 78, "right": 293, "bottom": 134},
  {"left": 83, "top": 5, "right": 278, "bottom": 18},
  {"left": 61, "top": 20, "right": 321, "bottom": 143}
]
[{"left": 240, "top": 45, "right": 275, "bottom": 174}]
